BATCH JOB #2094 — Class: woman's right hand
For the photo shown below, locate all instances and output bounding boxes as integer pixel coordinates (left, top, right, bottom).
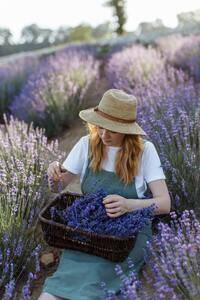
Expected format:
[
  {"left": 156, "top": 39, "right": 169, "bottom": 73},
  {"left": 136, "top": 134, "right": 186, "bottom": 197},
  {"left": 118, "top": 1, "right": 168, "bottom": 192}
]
[
  {"left": 47, "top": 161, "right": 63, "bottom": 181},
  {"left": 47, "top": 161, "right": 64, "bottom": 191}
]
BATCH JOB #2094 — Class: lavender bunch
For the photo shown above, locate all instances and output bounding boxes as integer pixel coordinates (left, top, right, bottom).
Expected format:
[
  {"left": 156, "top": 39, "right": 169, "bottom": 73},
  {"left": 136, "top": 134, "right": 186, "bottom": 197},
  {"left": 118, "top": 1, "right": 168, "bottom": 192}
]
[
  {"left": 0, "top": 115, "right": 65, "bottom": 295},
  {"left": 102, "top": 210, "right": 200, "bottom": 300},
  {"left": 0, "top": 55, "right": 39, "bottom": 119},
  {"left": 51, "top": 190, "right": 155, "bottom": 238},
  {"left": 105, "top": 44, "right": 165, "bottom": 93},
  {"left": 10, "top": 46, "right": 100, "bottom": 137}
]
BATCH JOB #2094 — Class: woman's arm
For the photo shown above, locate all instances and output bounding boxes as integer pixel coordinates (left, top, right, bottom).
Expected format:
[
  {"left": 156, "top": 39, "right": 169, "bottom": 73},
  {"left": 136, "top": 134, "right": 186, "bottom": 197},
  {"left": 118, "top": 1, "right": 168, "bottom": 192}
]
[
  {"left": 126, "top": 179, "right": 171, "bottom": 215},
  {"left": 103, "top": 179, "right": 171, "bottom": 217}
]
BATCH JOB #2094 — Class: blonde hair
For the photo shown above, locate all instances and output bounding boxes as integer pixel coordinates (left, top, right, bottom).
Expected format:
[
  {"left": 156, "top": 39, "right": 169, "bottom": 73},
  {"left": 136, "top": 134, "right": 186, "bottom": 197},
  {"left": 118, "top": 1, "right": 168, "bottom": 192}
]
[{"left": 86, "top": 123, "right": 145, "bottom": 184}]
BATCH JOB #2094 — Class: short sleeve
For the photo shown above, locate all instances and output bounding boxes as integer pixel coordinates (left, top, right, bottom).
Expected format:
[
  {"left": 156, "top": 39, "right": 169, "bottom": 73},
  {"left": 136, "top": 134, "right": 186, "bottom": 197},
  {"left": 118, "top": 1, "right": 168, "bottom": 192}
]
[
  {"left": 142, "top": 141, "right": 166, "bottom": 183},
  {"left": 62, "top": 136, "right": 89, "bottom": 175}
]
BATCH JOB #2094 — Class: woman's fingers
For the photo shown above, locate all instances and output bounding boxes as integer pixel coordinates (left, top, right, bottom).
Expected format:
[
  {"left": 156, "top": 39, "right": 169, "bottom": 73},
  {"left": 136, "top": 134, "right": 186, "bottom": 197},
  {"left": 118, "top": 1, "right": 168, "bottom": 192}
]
[
  {"left": 47, "top": 161, "right": 62, "bottom": 180},
  {"left": 107, "top": 211, "right": 122, "bottom": 218},
  {"left": 106, "top": 207, "right": 121, "bottom": 213},
  {"left": 105, "top": 202, "right": 120, "bottom": 209}
]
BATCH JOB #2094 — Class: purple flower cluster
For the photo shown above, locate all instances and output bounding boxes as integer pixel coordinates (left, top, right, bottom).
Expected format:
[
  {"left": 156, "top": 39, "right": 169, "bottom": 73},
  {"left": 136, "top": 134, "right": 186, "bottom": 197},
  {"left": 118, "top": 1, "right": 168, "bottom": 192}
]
[
  {"left": 0, "top": 55, "right": 39, "bottom": 119},
  {"left": 173, "top": 35, "right": 200, "bottom": 81},
  {"left": 0, "top": 115, "right": 65, "bottom": 297},
  {"left": 10, "top": 45, "right": 100, "bottom": 137},
  {"left": 51, "top": 190, "right": 155, "bottom": 238},
  {"left": 156, "top": 34, "right": 200, "bottom": 81},
  {"left": 102, "top": 210, "right": 200, "bottom": 299},
  {"left": 155, "top": 33, "right": 192, "bottom": 62},
  {"left": 105, "top": 44, "right": 165, "bottom": 93},
  {"left": 134, "top": 67, "right": 200, "bottom": 214}
]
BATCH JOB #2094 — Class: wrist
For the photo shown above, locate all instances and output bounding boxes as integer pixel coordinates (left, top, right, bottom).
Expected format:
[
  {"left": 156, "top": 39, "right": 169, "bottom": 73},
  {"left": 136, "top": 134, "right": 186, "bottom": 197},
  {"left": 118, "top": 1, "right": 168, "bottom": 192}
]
[{"left": 126, "top": 199, "right": 140, "bottom": 212}]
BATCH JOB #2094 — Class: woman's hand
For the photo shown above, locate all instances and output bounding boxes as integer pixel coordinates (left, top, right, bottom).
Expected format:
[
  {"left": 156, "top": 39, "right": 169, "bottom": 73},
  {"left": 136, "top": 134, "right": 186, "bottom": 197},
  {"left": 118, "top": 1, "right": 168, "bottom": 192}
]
[
  {"left": 102, "top": 194, "right": 129, "bottom": 218},
  {"left": 47, "top": 161, "right": 63, "bottom": 181},
  {"left": 47, "top": 161, "right": 66, "bottom": 192}
]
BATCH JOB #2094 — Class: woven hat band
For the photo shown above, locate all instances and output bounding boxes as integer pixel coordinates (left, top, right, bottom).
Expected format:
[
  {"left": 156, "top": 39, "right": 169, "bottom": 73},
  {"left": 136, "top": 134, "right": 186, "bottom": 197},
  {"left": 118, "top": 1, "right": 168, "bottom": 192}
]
[{"left": 94, "top": 107, "right": 136, "bottom": 124}]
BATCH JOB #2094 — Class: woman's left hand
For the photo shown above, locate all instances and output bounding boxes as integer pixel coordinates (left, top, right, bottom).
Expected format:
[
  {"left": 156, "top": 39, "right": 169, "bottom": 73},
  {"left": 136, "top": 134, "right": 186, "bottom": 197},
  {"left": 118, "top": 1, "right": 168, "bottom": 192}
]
[{"left": 102, "top": 194, "right": 129, "bottom": 218}]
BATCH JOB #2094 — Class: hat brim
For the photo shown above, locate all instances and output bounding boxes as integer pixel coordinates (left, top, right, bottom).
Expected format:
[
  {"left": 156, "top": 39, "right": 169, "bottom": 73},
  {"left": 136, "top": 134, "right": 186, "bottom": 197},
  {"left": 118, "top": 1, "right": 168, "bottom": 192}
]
[{"left": 79, "top": 108, "right": 146, "bottom": 135}]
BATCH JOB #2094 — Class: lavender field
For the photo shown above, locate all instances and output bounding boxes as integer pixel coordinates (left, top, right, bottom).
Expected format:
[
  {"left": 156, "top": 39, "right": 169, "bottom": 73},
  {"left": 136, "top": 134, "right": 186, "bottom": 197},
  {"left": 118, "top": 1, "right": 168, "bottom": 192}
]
[{"left": 0, "top": 34, "right": 199, "bottom": 299}]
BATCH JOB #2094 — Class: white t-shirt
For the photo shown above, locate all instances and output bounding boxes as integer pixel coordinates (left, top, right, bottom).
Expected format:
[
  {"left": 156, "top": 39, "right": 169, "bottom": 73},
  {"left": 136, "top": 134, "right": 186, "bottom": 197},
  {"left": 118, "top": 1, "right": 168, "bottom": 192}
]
[{"left": 62, "top": 135, "right": 166, "bottom": 198}]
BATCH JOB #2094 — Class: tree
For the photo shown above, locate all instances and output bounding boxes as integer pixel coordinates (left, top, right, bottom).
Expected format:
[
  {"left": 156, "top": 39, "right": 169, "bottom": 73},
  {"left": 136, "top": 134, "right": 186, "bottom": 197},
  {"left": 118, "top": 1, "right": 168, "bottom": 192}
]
[
  {"left": 20, "top": 24, "right": 53, "bottom": 44},
  {"left": 0, "top": 28, "right": 13, "bottom": 45},
  {"left": 67, "top": 24, "right": 93, "bottom": 42},
  {"left": 92, "top": 22, "right": 114, "bottom": 40},
  {"left": 53, "top": 26, "right": 70, "bottom": 44},
  {"left": 177, "top": 9, "right": 200, "bottom": 28},
  {"left": 104, "top": 0, "right": 127, "bottom": 35}
]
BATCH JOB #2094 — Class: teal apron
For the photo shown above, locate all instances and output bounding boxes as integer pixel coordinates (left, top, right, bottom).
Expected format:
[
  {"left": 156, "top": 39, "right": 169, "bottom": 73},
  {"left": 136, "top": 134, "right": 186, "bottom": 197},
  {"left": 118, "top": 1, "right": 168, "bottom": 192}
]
[{"left": 43, "top": 153, "right": 152, "bottom": 300}]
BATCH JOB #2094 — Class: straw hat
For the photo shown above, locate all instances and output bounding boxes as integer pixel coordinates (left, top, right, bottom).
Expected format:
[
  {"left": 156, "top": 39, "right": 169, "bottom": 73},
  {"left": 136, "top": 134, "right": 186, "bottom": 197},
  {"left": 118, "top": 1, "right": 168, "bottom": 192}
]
[{"left": 79, "top": 89, "right": 146, "bottom": 135}]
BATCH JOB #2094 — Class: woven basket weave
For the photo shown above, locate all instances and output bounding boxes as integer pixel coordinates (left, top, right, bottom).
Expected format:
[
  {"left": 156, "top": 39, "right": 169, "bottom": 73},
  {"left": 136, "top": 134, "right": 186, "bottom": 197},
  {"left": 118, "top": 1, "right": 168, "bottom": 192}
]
[{"left": 39, "top": 191, "right": 136, "bottom": 262}]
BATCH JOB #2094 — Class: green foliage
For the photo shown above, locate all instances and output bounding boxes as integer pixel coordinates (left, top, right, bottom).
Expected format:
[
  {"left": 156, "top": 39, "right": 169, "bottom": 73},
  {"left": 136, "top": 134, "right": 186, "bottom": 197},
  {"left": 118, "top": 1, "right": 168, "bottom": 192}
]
[
  {"left": 104, "top": 0, "right": 127, "bottom": 35},
  {"left": 21, "top": 23, "right": 53, "bottom": 44},
  {"left": 0, "top": 27, "right": 13, "bottom": 45},
  {"left": 67, "top": 24, "right": 93, "bottom": 42},
  {"left": 92, "top": 22, "right": 114, "bottom": 40}
]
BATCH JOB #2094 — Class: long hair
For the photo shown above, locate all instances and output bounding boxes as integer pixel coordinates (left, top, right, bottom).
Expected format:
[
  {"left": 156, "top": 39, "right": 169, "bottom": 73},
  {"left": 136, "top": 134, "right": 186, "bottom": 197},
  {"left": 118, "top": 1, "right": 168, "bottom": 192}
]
[{"left": 86, "top": 123, "right": 145, "bottom": 184}]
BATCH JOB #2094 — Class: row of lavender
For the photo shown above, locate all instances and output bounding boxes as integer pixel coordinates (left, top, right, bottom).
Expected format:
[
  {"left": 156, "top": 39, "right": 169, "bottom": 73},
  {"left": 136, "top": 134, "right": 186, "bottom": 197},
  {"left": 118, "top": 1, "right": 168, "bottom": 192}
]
[
  {"left": 0, "top": 44, "right": 100, "bottom": 137},
  {"left": 0, "top": 116, "right": 66, "bottom": 298},
  {"left": 0, "top": 35, "right": 199, "bottom": 137}
]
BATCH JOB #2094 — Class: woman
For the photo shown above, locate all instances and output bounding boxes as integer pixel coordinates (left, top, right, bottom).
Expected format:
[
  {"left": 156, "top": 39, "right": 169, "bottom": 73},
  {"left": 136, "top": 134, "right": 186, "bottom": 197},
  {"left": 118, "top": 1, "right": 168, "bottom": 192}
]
[{"left": 39, "top": 89, "right": 171, "bottom": 300}]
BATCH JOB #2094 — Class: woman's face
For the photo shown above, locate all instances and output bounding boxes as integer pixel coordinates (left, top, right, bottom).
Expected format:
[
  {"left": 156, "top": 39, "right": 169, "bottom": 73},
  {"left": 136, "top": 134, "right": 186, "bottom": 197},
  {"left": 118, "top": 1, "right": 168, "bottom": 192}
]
[{"left": 96, "top": 126, "right": 125, "bottom": 147}]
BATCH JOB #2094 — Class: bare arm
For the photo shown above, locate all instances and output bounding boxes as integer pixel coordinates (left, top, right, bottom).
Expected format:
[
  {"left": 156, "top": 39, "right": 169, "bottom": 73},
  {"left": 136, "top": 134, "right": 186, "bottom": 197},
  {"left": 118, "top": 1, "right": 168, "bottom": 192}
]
[
  {"left": 127, "top": 179, "right": 171, "bottom": 215},
  {"left": 103, "top": 179, "right": 171, "bottom": 218}
]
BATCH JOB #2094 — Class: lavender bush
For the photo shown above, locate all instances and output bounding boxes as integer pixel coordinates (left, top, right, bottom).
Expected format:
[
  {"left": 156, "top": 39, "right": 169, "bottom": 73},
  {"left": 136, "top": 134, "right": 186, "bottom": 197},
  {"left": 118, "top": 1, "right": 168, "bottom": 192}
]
[
  {"left": 0, "top": 56, "right": 39, "bottom": 120},
  {"left": 10, "top": 46, "right": 100, "bottom": 138},
  {"left": 173, "top": 35, "right": 200, "bottom": 82},
  {"left": 156, "top": 34, "right": 200, "bottom": 81},
  {"left": 134, "top": 67, "right": 200, "bottom": 215},
  {"left": 0, "top": 115, "right": 65, "bottom": 299},
  {"left": 105, "top": 44, "right": 165, "bottom": 93},
  {"left": 102, "top": 210, "right": 200, "bottom": 300},
  {"left": 155, "top": 34, "right": 192, "bottom": 62}
]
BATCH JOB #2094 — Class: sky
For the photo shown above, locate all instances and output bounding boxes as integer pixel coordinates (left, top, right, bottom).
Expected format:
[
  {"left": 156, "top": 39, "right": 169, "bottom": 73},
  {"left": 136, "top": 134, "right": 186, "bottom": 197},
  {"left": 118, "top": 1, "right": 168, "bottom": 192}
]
[{"left": 1, "top": 0, "right": 200, "bottom": 42}]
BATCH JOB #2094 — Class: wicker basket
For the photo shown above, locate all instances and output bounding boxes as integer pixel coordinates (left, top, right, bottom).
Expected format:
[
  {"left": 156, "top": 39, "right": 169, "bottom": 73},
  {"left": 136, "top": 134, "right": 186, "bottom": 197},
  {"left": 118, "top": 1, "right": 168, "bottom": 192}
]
[{"left": 39, "top": 191, "right": 136, "bottom": 262}]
